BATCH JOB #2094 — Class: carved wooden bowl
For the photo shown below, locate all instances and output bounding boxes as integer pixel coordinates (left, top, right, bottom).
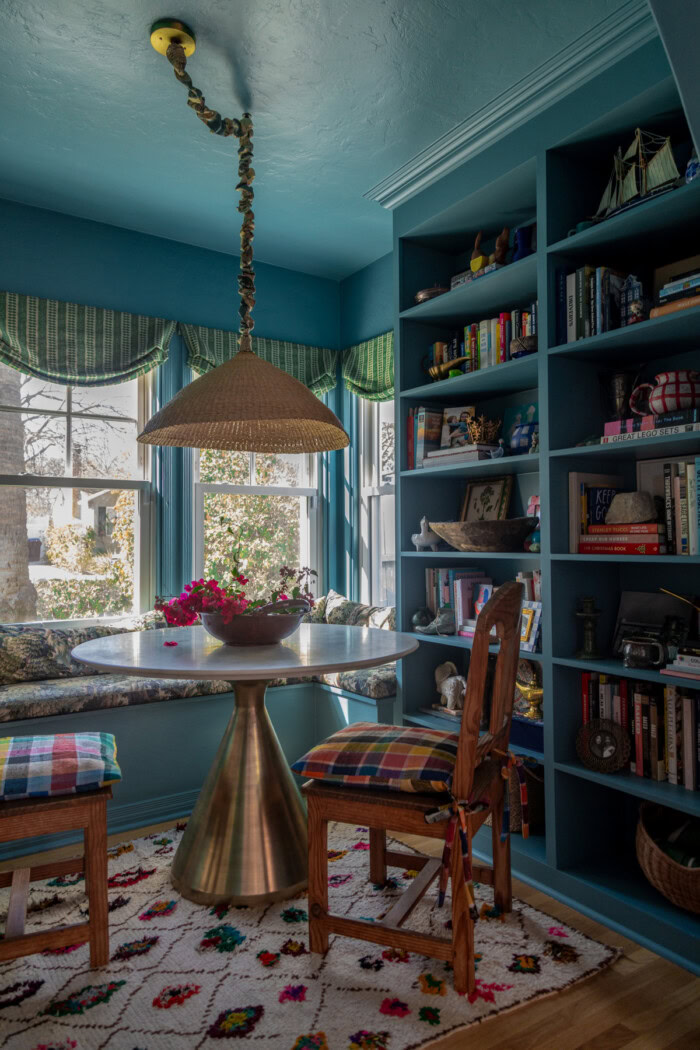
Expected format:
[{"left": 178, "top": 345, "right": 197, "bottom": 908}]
[
  {"left": 201, "top": 598, "right": 311, "bottom": 646},
  {"left": 429, "top": 517, "right": 538, "bottom": 552}
]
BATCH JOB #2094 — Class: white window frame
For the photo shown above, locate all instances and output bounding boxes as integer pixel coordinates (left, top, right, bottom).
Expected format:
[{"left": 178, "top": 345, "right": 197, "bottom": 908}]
[
  {"left": 193, "top": 452, "right": 321, "bottom": 590},
  {"left": 359, "top": 399, "right": 395, "bottom": 606},
  {"left": 0, "top": 373, "right": 154, "bottom": 621}
]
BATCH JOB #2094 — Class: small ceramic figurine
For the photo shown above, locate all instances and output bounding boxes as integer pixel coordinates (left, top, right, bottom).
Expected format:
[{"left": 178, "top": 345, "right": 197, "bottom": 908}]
[
  {"left": 493, "top": 226, "right": 510, "bottom": 266},
  {"left": 435, "top": 660, "right": 467, "bottom": 712},
  {"left": 411, "top": 516, "right": 441, "bottom": 552},
  {"left": 470, "top": 230, "right": 488, "bottom": 273}
]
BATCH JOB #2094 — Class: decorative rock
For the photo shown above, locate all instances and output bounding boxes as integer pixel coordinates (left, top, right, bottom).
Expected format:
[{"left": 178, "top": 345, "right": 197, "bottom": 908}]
[{"left": 605, "top": 491, "right": 657, "bottom": 524}]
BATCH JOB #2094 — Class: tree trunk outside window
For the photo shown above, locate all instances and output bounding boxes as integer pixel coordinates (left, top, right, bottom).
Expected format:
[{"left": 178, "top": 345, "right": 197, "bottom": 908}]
[{"left": 0, "top": 362, "right": 38, "bottom": 621}]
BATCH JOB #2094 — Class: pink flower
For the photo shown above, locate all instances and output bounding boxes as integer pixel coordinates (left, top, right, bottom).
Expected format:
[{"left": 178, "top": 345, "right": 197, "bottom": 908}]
[
  {"left": 548, "top": 926, "right": 568, "bottom": 937},
  {"left": 353, "top": 842, "right": 371, "bottom": 851},
  {"left": 279, "top": 984, "right": 307, "bottom": 1003},
  {"left": 163, "top": 640, "right": 178, "bottom": 647},
  {"left": 380, "top": 998, "right": 410, "bottom": 1017}
]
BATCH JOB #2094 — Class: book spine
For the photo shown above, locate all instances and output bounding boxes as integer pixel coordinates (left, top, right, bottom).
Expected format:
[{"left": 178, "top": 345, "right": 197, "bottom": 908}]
[
  {"left": 633, "top": 689, "right": 643, "bottom": 777},
  {"left": 680, "top": 473, "right": 689, "bottom": 554},
  {"left": 556, "top": 271, "right": 566, "bottom": 345},
  {"left": 566, "top": 273, "right": 576, "bottom": 343},
  {"left": 489, "top": 318, "right": 498, "bottom": 367},
  {"left": 589, "top": 673, "right": 599, "bottom": 720},
  {"left": 674, "top": 473, "right": 682, "bottom": 554},
  {"left": 588, "top": 272, "right": 596, "bottom": 337},
  {"left": 581, "top": 671, "right": 591, "bottom": 724},
  {"left": 576, "top": 267, "right": 585, "bottom": 341},
  {"left": 586, "top": 523, "right": 664, "bottom": 535},
  {"left": 664, "top": 462, "right": 675, "bottom": 552},
  {"left": 665, "top": 686, "right": 675, "bottom": 783},
  {"left": 650, "top": 296, "right": 700, "bottom": 318},
  {"left": 577, "top": 541, "right": 666, "bottom": 554},
  {"left": 660, "top": 273, "right": 700, "bottom": 296},
  {"left": 683, "top": 695, "right": 696, "bottom": 790},
  {"left": 576, "top": 532, "right": 666, "bottom": 544},
  {"left": 687, "top": 462, "right": 698, "bottom": 556},
  {"left": 649, "top": 699, "right": 659, "bottom": 780},
  {"left": 601, "top": 423, "right": 700, "bottom": 443},
  {"left": 596, "top": 266, "right": 605, "bottom": 336},
  {"left": 620, "top": 678, "right": 629, "bottom": 734},
  {"left": 641, "top": 692, "right": 650, "bottom": 778},
  {"left": 612, "top": 688, "right": 621, "bottom": 726},
  {"left": 599, "top": 674, "right": 608, "bottom": 720}
]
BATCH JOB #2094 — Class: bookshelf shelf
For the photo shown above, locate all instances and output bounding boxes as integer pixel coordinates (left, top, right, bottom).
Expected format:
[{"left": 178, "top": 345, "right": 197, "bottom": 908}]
[
  {"left": 400, "top": 354, "right": 538, "bottom": 400},
  {"left": 553, "top": 656, "right": 700, "bottom": 689},
  {"left": 547, "top": 180, "right": 700, "bottom": 257},
  {"left": 548, "top": 303, "right": 700, "bottom": 361},
  {"left": 400, "top": 453, "right": 539, "bottom": 479},
  {"left": 554, "top": 761, "right": 700, "bottom": 818},
  {"left": 399, "top": 255, "right": 538, "bottom": 326},
  {"left": 394, "top": 49, "right": 699, "bottom": 973},
  {"left": 404, "top": 631, "right": 544, "bottom": 661},
  {"left": 550, "top": 431, "right": 700, "bottom": 461}
]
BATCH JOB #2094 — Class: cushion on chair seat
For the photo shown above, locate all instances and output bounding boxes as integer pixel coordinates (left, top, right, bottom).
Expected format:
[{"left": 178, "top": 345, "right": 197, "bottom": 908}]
[
  {"left": 0, "top": 674, "right": 232, "bottom": 723},
  {"left": 0, "top": 732, "right": 121, "bottom": 799},
  {"left": 292, "top": 721, "right": 459, "bottom": 793}
]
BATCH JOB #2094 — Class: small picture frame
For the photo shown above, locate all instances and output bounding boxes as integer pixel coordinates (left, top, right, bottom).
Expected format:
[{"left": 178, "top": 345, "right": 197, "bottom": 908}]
[
  {"left": 460, "top": 475, "right": 513, "bottom": 523},
  {"left": 576, "top": 718, "right": 631, "bottom": 773},
  {"left": 519, "top": 600, "right": 542, "bottom": 652}
]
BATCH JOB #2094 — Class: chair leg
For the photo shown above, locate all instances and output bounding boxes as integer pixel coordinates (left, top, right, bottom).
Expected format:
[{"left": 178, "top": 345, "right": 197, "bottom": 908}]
[
  {"left": 6, "top": 867, "right": 30, "bottom": 939},
  {"left": 491, "top": 782, "right": 513, "bottom": 914},
  {"left": 450, "top": 828, "right": 475, "bottom": 996},
  {"left": 307, "top": 796, "right": 329, "bottom": 954},
  {"left": 84, "top": 800, "right": 109, "bottom": 967},
  {"left": 369, "top": 828, "right": 387, "bottom": 885}
]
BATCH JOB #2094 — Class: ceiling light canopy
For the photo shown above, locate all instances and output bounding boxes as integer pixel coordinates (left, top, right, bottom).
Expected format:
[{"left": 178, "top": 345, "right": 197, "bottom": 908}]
[{"left": 138, "top": 19, "right": 348, "bottom": 454}]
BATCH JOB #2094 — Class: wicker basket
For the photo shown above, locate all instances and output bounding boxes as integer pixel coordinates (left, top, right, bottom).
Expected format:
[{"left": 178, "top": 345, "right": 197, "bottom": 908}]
[
  {"left": 485, "top": 760, "right": 545, "bottom": 835},
  {"left": 636, "top": 803, "right": 700, "bottom": 914}
]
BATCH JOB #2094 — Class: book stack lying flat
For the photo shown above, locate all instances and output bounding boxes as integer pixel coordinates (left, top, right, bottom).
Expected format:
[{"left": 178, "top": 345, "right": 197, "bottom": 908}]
[
  {"left": 423, "top": 444, "right": 497, "bottom": 467},
  {"left": 578, "top": 522, "right": 667, "bottom": 555},
  {"left": 581, "top": 672, "right": 699, "bottom": 790},
  {"left": 661, "top": 644, "right": 700, "bottom": 683},
  {"left": 650, "top": 265, "right": 700, "bottom": 318}
]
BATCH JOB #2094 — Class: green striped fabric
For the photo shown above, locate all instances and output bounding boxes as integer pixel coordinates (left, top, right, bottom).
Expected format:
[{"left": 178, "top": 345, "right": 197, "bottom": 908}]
[
  {"left": 180, "top": 323, "right": 337, "bottom": 396},
  {"left": 0, "top": 292, "right": 176, "bottom": 386},
  {"left": 342, "top": 331, "right": 394, "bottom": 401}
]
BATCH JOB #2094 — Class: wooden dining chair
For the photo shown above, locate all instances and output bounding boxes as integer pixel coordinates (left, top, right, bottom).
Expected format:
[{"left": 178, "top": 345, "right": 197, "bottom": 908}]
[{"left": 300, "top": 581, "right": 523, "bottom": 995}]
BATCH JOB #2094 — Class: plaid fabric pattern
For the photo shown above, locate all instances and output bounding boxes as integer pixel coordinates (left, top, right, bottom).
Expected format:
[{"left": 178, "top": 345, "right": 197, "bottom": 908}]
[
  {"left": 0, "top": 732, "right": 121, "bottom": 800},
  {"left": 180, "top": 323, "right": 337, "bottom": 395},
  {"left": 292, "top": 721, "right": 457, "bottom": 793},
  {"left": 342, "top": 331, "right": 394, "bottom": 401},
  {"left": 0, "top": 292, "right": 175, "bottom": 386}
]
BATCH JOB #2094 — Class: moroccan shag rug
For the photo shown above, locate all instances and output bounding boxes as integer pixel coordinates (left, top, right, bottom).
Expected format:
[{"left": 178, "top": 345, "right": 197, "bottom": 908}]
[{"left": 0, "top": 821, "right": 620, "bottom": 1050}]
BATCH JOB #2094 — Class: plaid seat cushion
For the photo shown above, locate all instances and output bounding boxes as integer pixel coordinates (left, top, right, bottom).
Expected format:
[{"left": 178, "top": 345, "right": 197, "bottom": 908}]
[
  {"left": 0, "top": 732, "right": 121, "bottom": 800},
  {"left": 291, "top": 722, "right": 458, "bottom": 793}
]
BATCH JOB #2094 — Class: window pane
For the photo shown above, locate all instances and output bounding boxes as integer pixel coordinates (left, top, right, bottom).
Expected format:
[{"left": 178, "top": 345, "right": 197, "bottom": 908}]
[
  {"left": 15, "top": 375, "right": 69, "bottom": 413},
  {"left": 202, "top": 491, "right": 311, "bottom": 602},
  {"left": 71, "top": 416, "right": 140, "bottom": 479},
  {"left": 199, "top": 449, "right": 251, "bottom": 485},
  {"left": 71, "top": 379, "right": 139, "bottom": 418},
  {"left": 379, "top": 492, "right": 396, "bottom": 606},
  {"left": 254, "top": 453, "right": 308, "bottom": 487},
  {"left": 379, "top": 400, "right": 395, "bottom": 482},
  {"left": 0, "top": 486, "right": 137, "bottom": 622},
  {"left": 18, "top": 412, "right": 67, "bottom": 475}
]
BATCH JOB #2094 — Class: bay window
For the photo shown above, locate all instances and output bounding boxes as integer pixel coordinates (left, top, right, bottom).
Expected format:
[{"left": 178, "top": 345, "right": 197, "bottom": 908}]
[{"left": 358, "top": 398, "right": 395, "bottom": 607}]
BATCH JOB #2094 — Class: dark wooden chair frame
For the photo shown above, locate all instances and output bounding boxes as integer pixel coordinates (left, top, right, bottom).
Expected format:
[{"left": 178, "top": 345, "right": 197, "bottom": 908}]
[
  {"left": 0, "top": 786, "right": 112, "bottom": 966},
  {"left": 303, "top": 581, "right": 523, "bottom": 995}
]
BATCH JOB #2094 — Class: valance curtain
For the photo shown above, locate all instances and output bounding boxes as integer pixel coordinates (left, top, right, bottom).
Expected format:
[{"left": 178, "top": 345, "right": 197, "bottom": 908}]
[
  {"left": 342, "top": 331, "right": 394, "bottom": 401},
  {"left": 0, "top": 292, "right": 176, "bottom": 387},
  {"left": 180, "top": 323, "right": 337, "bottom": 396}
]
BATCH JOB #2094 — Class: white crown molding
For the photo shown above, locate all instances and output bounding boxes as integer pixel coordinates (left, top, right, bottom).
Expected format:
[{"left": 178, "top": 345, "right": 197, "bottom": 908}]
[{"left": 364, "top": 0, "right": 657, "bottom": 210}]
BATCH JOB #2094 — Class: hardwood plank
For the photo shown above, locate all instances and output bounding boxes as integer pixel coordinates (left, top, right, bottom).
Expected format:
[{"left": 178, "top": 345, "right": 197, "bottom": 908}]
[{"left": 377, "top": 857, "right": 440, "bottom": 928}]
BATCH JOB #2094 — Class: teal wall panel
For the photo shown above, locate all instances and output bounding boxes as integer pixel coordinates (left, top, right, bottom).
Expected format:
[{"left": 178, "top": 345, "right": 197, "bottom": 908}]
[{"left": 340, "top": 252, "right": 393, "bottom": 346}]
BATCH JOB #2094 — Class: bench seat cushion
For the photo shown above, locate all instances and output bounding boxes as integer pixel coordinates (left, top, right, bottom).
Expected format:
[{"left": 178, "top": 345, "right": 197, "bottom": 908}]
[
  {"left": 0, "top": 674, "right": 232, "bottom": 723},
  {"left": 321, "top": 663, "right": 397, "bottom": 699},
  {"left": 0, "top": 732, "right": 121, "bottom": 799}
]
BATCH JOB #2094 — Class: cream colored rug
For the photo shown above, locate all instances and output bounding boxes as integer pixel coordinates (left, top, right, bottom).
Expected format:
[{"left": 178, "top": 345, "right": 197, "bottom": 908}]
[{"left": 0, "top": 821, "right": 619, "bottom": 1049}]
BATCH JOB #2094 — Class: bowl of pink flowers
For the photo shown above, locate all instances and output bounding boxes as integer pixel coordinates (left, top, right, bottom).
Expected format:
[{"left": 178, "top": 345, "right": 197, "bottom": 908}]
[{"left": 155, "top": 566, "right": 316, "bottom": 646}]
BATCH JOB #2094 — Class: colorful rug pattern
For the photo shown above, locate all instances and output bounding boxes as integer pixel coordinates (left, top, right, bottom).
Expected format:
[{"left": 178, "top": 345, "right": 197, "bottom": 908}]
[{"left": 0, "top": 822, "right": 620, "bottom": 1049}]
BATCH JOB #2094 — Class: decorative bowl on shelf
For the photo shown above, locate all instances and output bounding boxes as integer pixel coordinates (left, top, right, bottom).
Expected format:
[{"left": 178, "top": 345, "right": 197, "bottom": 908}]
[
  {"left": 201, "top": 598, "right": 311, "bottom": 646},
  {"left": 428, "top": 517, "right": 538, "bottom": 553}
]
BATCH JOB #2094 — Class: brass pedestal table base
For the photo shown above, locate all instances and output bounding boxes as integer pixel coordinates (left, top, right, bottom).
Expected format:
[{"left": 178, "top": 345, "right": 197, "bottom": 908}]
[{"left": 171, "top": 680, "right": 308, "bottom": 905}]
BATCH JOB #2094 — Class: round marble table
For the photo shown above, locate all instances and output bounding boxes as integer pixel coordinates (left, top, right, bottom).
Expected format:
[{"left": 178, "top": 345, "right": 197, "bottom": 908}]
[{"left": 72, "top": 624, "right": 418, "bottom": 906}]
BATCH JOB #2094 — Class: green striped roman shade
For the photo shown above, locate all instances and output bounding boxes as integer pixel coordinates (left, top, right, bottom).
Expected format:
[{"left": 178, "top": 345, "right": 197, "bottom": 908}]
[
  {"left": 180, "top": 323, "right": 337, "bottom": 396},
  {"left": 342, "top": 331, "right": 394, "bottom": 401},
  {"left": 0, "top": 292, "right": 176, "bottom": 386}
]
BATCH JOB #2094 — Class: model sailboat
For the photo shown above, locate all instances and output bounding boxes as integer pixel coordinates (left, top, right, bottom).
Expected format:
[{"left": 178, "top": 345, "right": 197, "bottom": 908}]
[{"left": 595, "top": 128, "right": 680, "bottom": 220}]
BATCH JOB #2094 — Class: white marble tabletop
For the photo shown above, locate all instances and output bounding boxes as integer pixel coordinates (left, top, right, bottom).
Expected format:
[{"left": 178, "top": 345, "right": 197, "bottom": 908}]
[{"left": 72, "top": 623, "right": 419, "bottom": 681}]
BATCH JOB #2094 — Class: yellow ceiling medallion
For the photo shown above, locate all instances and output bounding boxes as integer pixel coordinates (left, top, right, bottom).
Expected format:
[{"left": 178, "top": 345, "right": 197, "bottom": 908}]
[{"left": 149, "top": 18, "right": 196, "bottom": 58}]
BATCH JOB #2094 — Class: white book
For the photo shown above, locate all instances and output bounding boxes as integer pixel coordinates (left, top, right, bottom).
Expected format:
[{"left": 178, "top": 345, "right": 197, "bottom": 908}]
[
  {"left": 478, "top": 321, "right": 490, "bottom": 370},
  {"left": 687, "top": 462, "right": 698, "bottom": 555},
  {"left": 566, "top": 273, "right": 576, "bottom": 343},
  {"left": 489, "top": 318, "right": 498, "bottom": 367},
  {"left": 683, "top": 694, "right": 696, "bottom": 790}
]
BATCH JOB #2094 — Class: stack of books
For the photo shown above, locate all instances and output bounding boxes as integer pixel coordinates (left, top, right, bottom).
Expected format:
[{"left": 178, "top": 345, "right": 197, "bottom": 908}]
[
  {"left": 557, "top": 267, "right": 646, "bottom": 343},
  {"left": 661, "top": 643, "right": 700, "bottom": 683},
  {"left": 407, "top": 404, "right": 499, "bottom": 469},
  {"left": 601, "top": 409, "right": 700, "bottom": 444},
  {"left": 649, "top": 265, "right": 700, "bottom": 318},
  {"left": 578, "top": 522, "right": 667, "bottom": 556},
  {"left": 580, "top": 673, "right": 699, "bottom": 790},
  {"left": 424, "top": 567, "right": 491, "bottom": 622}
]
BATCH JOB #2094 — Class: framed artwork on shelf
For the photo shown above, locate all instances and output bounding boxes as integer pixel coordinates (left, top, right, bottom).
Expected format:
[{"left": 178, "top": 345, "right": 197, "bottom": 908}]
[
  {"left": 520, "top": 600, "right": 543, "bottom": 652},
  {"left": 460, "top": 475, "right": 513, "bottom": 522}
]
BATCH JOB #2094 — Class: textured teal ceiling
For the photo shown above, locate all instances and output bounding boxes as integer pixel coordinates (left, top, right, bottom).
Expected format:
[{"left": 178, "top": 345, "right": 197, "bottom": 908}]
[{"left": 1, "top": 0, "right": 618, "bottom": 279}]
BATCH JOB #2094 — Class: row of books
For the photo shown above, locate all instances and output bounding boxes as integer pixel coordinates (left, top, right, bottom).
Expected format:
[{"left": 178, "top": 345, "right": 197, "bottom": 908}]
[
  {"left": 580, "top": 673, "right": 699, "bottom": 791},
  {"left": 407, "top": 405, "right": 498, "bottom": 469},
  {"left": 557, "top": 267, "right": 645, "bottom": 344},
  {"left": 425, "top": 567, "right": 492, "bottom": 627},
  {"left": 662, "top": 458, "right": 699, "bottom": 556},
  {"left": 425, "top": 301, "right": 538, "bottom": 375},
  {"left": 661, "top": 643, "right": 700, "bottom": 684},
  {"left": 602, "top": 407, "right": 700, "bottom": 442}
]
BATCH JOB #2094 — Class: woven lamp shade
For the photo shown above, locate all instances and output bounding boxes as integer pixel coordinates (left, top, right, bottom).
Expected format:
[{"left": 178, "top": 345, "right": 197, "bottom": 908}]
[{"left": 138, "top": 349, "right": 349, "bottom": 453}]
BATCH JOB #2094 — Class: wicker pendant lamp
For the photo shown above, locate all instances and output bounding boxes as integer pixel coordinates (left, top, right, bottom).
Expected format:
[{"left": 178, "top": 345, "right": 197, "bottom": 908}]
[{"left": 138, "top": 19, "right": 348, "bottom": 453}]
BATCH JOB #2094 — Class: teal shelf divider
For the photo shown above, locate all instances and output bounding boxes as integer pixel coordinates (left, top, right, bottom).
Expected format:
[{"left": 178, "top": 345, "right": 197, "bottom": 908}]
[
  {"left": 553, "top": 655, "right": 700, "bottom": 689},
  {"left": 393, "top": 51, "right": 699, "bottom": 974}
]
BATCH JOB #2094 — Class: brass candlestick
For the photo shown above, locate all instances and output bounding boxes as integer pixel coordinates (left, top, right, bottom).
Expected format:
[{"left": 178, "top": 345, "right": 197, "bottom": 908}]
[{"left": 576, "top": 596, "right": 601, "bottom": 660}]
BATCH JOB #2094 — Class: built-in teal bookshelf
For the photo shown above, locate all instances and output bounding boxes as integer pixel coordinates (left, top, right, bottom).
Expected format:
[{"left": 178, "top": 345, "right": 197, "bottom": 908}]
[{"left": 393, "top": 49, "right": 700, "bottom": 973}]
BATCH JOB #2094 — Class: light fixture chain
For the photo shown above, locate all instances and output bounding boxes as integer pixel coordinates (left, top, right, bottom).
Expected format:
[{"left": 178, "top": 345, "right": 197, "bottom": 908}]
[{"left": 165, "top": 42, "right": 254, "bottom": 353}]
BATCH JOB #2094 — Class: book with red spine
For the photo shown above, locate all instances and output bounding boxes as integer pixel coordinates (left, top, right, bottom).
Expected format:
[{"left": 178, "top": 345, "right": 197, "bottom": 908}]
[
  {"left": 577, "top": 541, "right": 667, "bottom": 554},
  {"left": 586, "top": 523, "right": 665, "bottom": 534},
  {"left": 499, "top": 312, "right": 510, "bottom": 363},
  {"left": 581, "top": 671, "right": 591, "bottom": 723},
  {"left": 577, "top": 533, "right": 667, "bottom": 544}
]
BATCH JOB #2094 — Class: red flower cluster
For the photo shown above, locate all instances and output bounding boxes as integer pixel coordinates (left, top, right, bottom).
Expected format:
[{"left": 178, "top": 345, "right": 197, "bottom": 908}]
[{"left": 157, "top": 577, "right": 250, "bottom": 626}]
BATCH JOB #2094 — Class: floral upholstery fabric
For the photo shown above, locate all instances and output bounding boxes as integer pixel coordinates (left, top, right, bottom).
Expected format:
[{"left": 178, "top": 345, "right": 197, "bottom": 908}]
[
  {"left": 0, "top": 675, "right": 232, "bottom": 723},
  {"left": 323, "top": 590, "right": 395, "bottom": 630},
  {"left": 322, "top": 664, "right": 397, "bottom": 699},
  {"left": 301, "top": 594, "right": 327, "bottom": 624}
]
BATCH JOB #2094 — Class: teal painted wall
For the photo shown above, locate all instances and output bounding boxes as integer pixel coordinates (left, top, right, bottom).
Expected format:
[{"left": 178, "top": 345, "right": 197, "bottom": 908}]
[
  {"left": 0, "top": 198, "right": 341, "bottom": 348},
  {"left": 340, "top": 252, "right": 393, "bottom": 346}
]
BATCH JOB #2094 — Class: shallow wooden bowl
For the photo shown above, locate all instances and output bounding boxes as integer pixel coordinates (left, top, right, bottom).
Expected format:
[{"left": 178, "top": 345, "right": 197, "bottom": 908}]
[
  {"left": 201, "top": 598, "right": 311, "bottom": 646},
  {"left": 429, "top": 517, "right": 538, "bottom": 552}
]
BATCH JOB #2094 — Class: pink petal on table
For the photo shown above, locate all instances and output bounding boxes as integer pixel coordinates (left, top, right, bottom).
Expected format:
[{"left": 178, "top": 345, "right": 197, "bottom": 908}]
[{"left": 163, "top": 641, "right": 178, "bottom": 647}]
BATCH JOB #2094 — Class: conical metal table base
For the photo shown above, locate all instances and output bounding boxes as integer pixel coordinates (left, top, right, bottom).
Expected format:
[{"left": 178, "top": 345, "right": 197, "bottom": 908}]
[{"left": 171, "top": 679, "right": 308, "bottom": 905}]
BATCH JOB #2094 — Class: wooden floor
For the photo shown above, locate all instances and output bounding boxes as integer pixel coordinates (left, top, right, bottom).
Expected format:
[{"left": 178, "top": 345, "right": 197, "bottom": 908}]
[{"left": 2, "top": 825, "right": 699, "bottom": 1049}]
